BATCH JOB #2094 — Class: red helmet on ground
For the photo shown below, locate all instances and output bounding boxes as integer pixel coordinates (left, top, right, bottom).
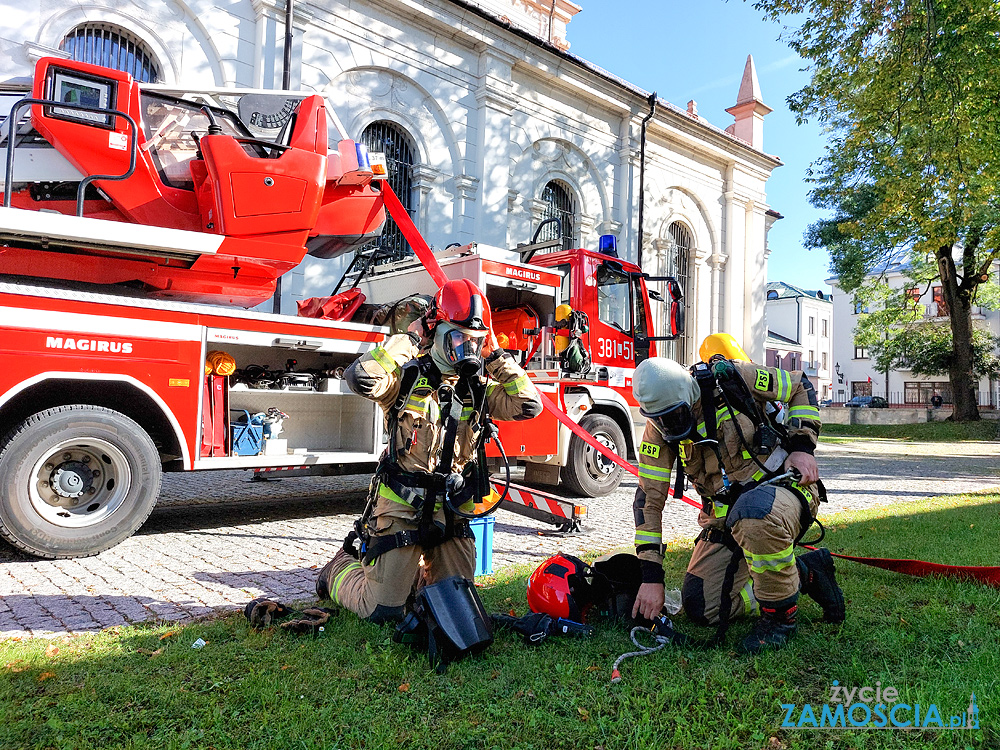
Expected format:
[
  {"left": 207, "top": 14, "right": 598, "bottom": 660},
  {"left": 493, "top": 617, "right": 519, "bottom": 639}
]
[
  {"left": 527, "top": 554, "right": 600, "bottom": 621},
  {"left": 431, "top": 279, "right": 491, "bottom": 331}
]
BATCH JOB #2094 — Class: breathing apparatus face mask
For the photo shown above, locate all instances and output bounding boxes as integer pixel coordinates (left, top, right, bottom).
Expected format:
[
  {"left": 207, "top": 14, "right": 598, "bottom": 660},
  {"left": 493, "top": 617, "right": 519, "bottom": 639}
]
[
  {"left": 392, "top": 576, "right": 494, "bottom": 673},
  {"left": 431, "top": 323, "right": 485, "bottom": 377},
  {"left": 642, "top": 401, "right": 696, "bottom": 441},
  {"left": 633, "top": 358, "right": 701, "bottom": 442}
]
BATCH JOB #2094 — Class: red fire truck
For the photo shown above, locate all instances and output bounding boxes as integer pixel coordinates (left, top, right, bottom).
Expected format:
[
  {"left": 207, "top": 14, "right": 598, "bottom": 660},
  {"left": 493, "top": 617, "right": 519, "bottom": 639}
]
[
  {"left": 0, "top": 57, "right": 682, "bottom": 559},
  {"left": 351, "top": 238, "right": 682, "bottom": 498}
]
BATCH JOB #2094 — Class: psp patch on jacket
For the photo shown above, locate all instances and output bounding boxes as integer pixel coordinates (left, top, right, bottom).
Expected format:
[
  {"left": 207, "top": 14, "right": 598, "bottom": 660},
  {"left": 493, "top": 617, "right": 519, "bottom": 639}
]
[{"left": 754, "top": 369, "right": 772, "bottom": 392}]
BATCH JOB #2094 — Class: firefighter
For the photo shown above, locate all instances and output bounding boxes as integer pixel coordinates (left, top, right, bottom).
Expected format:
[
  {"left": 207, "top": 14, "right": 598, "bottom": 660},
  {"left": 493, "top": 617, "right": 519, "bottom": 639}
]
[
  {"left": 630, "top": 354, "right": 845, "bottom": 653},
  {"left": 316, "top": 279, "right": 542, "bottom": 623}
]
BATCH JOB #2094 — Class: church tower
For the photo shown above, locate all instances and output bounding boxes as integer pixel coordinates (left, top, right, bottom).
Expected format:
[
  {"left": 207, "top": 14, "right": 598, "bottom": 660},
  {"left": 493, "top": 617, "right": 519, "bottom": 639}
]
[{"left": 725, "top": 55, "right": 773, "bottom": 150}]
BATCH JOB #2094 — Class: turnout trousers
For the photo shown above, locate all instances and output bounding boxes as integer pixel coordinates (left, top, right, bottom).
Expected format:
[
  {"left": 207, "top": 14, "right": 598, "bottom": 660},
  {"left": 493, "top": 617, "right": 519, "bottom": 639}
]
[
  {"left": 681, "top": 483, "right": 820, "bottom": 626},
  {"left": 320, "top": 515, "right": 476, "bottom": 623}
]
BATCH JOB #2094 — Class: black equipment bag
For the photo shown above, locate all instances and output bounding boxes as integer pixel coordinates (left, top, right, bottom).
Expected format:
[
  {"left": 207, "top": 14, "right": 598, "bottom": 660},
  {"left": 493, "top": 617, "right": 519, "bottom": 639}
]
[{"left": 591, "top": 553, "right": 645, "bottom": 622}]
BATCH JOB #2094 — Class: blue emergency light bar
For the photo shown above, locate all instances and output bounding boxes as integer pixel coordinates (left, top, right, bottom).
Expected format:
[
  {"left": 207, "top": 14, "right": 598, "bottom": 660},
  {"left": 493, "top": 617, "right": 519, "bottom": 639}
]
[
  {"left": 355, "top": 142, "right": 371, "bottom": 170},
  {"left": 598, "top": 234, "right": 619, "bottom": 257}
]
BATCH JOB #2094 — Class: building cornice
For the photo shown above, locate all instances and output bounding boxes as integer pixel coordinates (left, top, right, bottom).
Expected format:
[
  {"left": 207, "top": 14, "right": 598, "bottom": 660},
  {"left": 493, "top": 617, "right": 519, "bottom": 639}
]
[
  {"left": 438, "top": 0, "right": 782, "bottom": 169},
  {"left": 253, "top": 0, "right": 315, "bottom": 28},
  {"left": 23, "top": 41, "right": 69, "bottom": 63},
  {"left": 365, "top": 0, "right": 782, "bottom": 172}
]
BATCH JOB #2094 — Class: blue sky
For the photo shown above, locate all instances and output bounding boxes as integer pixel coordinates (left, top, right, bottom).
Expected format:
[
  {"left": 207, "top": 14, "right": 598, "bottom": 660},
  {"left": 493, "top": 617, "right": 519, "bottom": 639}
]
[{"left": 567, "top": 0, "right": 833, "bottom": 292}]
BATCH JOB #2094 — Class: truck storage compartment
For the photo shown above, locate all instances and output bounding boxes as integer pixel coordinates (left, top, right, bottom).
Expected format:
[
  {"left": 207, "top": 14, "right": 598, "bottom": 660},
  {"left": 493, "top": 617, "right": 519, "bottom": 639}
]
[
  {"left": 227, "top": 386, "right": 377, "bottom": 455},
  {"left": 198, "top": 337, "right": 382, "bottom": 466}
]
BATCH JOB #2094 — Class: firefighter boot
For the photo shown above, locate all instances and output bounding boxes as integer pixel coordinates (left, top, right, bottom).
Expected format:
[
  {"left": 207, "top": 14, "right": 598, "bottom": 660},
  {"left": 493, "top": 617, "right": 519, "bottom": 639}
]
[
  {"left": 740, "top": 598, "right": 797, "bottom": 655},
  {"left": 796, "top": 548, "right": 845, "bottom": 623}
]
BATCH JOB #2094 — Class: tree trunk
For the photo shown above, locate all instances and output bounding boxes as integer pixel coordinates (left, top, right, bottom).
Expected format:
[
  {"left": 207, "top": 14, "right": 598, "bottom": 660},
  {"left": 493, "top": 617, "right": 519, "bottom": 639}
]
[{"left": 938, "top": 246, "right": 980, "bottom": 421}]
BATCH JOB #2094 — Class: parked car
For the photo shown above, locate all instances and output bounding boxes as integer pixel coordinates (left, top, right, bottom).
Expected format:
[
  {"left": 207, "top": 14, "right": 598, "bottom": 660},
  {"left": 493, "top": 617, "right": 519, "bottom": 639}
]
[
  {"left": 845, "top": 395, "right": 889, "bottom": 408},
  {"left": 819, "top": 398, "right": 833, "bottom": 407}
]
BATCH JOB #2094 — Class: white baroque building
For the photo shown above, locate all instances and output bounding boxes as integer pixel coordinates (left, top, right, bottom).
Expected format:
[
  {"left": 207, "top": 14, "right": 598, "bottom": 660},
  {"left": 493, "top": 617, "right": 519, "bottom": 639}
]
[{"left": 1, "top": 0, "right": 782, "bottom": 363}]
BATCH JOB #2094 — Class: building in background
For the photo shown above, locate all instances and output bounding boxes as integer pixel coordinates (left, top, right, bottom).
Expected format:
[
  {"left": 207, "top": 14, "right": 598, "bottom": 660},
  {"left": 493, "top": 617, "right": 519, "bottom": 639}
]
[
  {"left": 1, "top": 0, "right": 782, "bottom": 362},
  {"left": 829, "top": 259, "right": 1000, "bottom": 407},
  {"left": 764, "top": 281, "right": 833, "bottom": 400}
]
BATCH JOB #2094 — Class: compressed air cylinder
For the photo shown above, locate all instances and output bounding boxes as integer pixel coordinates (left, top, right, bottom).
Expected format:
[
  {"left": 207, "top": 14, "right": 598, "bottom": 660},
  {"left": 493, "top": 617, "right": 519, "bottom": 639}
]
[{"left": 554, "top": 304, "right": 573, "bottom": 354}]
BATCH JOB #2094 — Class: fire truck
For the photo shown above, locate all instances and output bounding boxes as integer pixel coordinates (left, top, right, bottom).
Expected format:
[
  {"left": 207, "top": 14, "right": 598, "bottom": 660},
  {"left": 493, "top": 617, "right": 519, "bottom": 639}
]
[{"left": 0, "top": 57, "right": 682, "bottom": 559}]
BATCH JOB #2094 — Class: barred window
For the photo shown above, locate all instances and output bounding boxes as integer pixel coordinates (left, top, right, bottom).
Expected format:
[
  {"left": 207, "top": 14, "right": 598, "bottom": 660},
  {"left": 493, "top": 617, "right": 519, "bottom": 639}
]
[
  {"left": 539, "top": 180, "right": 576, "bottom": 252},
  {"left": 360, "top": 121, "right": 415, "bottom": 264},
  {"left": 60, "top": 24, "right": 161, "bottom": 83},
  {"left": 660, "top": 222, "right": 693, "bottom": 362}
]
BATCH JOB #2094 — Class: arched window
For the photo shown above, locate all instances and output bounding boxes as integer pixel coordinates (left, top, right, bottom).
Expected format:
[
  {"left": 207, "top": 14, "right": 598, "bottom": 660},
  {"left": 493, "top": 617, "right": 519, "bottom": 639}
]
[
  {"left": 539, "top": 180, "right": 576, "bottom": 252},
  {"left": 767, "top": 289, "right": 779, "bottom": 300},
  {"left": 661, "top": 222, "right": 693, "bottom": 361},
  {"left": 360, "top": 121, "right": 416, "bottom": 264},
  {"left": 60, "top": 24, "right": 161, "bottom": 83}
]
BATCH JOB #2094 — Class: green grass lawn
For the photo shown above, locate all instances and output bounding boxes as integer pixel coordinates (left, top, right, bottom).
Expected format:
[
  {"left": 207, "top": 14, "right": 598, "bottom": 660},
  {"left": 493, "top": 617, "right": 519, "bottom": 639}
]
[
  {"left": 821, "top": 420, "right": 999, "bottom": 442},
  {"left": 3, "top": 493, "right": 999, "bottom": 750}
]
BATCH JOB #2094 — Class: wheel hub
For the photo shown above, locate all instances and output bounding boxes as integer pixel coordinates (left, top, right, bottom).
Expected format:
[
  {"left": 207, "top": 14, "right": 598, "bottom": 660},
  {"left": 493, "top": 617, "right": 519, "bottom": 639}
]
[
  {"left": 29, "top": 438, "right": 130, "bottom": 528},
  {"left": 50, "top": 461, "right": 94, "bottom": 499},
  {"left": 586, "top": 433, "right": 617, "bottom": 477}
]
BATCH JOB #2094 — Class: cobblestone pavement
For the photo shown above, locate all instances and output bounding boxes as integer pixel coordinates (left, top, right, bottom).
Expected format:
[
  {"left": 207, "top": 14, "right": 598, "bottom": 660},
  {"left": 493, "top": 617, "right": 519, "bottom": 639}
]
[{"left": 1, "top": 440, "right": 998, "bottom": 639}]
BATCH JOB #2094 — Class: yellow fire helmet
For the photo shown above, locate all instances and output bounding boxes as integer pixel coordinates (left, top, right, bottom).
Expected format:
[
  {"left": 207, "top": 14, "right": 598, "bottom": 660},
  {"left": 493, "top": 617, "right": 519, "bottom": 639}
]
[{"left": 699, "top": 332, "right": 749, "bottom": 363}]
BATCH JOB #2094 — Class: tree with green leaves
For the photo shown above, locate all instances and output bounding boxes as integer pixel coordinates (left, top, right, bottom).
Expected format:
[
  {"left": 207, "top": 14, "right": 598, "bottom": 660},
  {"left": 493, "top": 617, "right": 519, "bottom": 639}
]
[{"left": 753, "top": 0, "right": 1000, "bottom": 420}]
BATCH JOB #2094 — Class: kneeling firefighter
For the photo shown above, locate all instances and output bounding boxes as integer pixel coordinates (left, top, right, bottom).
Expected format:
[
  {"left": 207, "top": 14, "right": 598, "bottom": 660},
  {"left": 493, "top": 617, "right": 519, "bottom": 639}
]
[
  {"left": 630, "top": 346, "right": 845, "bottom": 654},
  {"left": 316, "top": 279, "right": 542, "bottom": 624}
]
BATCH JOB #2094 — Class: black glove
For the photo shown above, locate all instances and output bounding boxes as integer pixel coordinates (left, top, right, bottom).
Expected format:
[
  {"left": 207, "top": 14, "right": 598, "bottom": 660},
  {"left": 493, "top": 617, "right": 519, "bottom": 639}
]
[
  {"left": 244, "top": 598, "right": 290, "bottom": 628},
  {"left": 279, "top": 607, "right": 338, "bottom": 635},
  {"left": 245, "top": 598, "right": 337, "bottom": 635},
  {"left": 343, "top": 529, "right": 361, "bottom": 559}
]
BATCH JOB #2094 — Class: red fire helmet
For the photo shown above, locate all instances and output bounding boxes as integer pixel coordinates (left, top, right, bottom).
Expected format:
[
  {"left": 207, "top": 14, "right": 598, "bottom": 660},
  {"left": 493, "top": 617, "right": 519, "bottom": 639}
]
[
  {"left": 527, "top": 554, "right": 597, "bottom": 621},
  {"left": 430, "top": 279, "right": 491, "bottom": 331}
]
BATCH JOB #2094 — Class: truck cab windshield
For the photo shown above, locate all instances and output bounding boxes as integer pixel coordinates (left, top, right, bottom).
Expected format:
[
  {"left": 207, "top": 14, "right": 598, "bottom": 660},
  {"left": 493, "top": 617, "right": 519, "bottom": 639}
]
[{"left": 595, "top": 262, "right": 631, "bottom": 333}]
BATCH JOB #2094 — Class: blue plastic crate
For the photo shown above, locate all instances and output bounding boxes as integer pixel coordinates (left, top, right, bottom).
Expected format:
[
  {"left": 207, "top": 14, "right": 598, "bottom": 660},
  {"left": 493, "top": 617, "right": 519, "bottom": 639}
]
[{"left": 469, "top": 516, "right": 495, "bottom": 577}]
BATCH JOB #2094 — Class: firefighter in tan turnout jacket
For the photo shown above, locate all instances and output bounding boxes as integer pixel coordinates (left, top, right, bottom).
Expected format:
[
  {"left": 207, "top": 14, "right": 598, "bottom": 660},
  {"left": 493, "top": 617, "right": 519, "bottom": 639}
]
[
  {"left": 630, "top": 338, "right": 844, "bottom": 653},
  {"left": 316, "top": 279, "right": 541, "bottom": 623}
]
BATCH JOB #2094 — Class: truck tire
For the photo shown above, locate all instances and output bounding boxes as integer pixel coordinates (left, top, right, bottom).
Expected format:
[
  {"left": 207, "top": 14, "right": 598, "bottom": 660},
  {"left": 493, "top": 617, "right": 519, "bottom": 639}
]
[
  {"left": 561, "top": 413, "right": 626, "bottom": 497},
  {"left": 0, "top": 405, "right": 161, "bottom": 559}
]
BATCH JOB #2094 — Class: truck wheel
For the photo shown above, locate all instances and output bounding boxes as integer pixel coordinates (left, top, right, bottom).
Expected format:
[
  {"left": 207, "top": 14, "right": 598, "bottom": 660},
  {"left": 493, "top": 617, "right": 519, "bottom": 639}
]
[
  {"left": 0, "top": 405, "right": 162, "bottom": 559},
  {"left": 562, "top": 413, "right": 626, "bottom": 497}
]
